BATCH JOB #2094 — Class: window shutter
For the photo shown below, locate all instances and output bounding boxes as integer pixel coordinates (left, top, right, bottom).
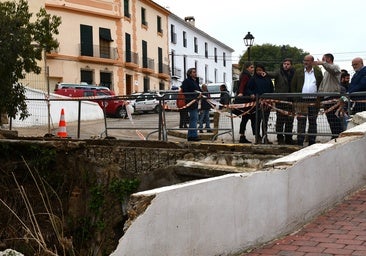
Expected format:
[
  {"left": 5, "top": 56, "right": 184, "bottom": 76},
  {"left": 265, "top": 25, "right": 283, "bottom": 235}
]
[{"left": 80, "top": 24, "right": 93, "bottom": 56}]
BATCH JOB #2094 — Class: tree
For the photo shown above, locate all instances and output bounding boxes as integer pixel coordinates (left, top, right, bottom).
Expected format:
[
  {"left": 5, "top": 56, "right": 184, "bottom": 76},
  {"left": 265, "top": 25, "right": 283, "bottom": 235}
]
[
  {"left": 0, "top": 0, "right": 61, "bottom": 123},
  {"left": 239, "top": 44, "right": 309, "bottom": 72}
]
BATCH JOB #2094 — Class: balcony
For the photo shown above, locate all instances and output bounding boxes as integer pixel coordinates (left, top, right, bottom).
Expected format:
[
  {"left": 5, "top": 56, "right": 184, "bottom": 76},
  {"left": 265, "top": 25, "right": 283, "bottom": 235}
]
[
  {"left": 78, "top": 44, "right": 118, "bottom": 64},
  {"left": 171, "top": 67, "right": 182, "bottom": 79},
  {"left": 158, "top": 63, "right": 170, "bottom": 80},
  {"left": 125, "top": 51, "right": 139, "bottom": 70},
  {"left": 141, "top": 57, "right": 154, "bottom": 74}
]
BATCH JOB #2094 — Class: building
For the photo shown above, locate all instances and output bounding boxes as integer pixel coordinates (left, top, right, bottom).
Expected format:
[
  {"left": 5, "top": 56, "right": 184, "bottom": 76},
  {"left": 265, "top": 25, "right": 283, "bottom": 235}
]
[
  {"left": 25, "top": 0, "right": 170, "bottom": 95},
  {"left": 21, "top": 0, "right": 234, "bottom": 95},
  {"left": 168, "top": 13, "right": 234, "bottom": 90}
]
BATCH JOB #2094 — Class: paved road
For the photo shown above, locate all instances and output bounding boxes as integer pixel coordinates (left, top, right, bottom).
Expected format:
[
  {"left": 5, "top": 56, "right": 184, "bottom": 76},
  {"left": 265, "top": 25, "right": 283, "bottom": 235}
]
[{"left": 13, "top": 111, "right": 234, "bottom": 142}]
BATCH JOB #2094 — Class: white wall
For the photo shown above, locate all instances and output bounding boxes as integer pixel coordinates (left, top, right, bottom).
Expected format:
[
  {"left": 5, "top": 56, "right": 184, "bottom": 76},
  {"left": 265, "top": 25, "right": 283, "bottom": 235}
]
[
  {"left": 111, "top": 123, "right": 366, "bottom": 256},
  {"left": 11, "top": 87, "right": 104, "bottom": 127}
]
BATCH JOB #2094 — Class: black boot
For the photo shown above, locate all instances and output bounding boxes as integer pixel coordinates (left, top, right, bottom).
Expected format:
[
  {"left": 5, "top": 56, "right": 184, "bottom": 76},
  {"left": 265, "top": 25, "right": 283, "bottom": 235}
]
[
  {"left": 239, "top": 135, "right": 251, "bottom": 144},
  {"left": 277, "top": 135, "right": 285, "bottom": 145},
  {"left": 285, "top": 136, "right": 295, "bottom": 145}
]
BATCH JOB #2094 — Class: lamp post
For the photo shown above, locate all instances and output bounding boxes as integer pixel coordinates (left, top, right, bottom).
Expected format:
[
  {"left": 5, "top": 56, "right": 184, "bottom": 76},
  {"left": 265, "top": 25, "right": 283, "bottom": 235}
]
[{"left": 243, "top": 32, "right": 255, "bottom": 61}]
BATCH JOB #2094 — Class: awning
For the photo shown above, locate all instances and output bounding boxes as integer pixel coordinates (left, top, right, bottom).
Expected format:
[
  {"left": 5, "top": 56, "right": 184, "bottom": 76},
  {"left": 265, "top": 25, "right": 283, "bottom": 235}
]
[{"left": 99, "top": 28, "right": 113, "bottom": 41}]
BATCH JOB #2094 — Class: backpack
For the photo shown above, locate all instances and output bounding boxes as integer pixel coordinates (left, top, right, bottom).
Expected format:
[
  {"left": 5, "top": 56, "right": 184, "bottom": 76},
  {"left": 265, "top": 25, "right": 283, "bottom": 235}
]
[{"left": 176, "top": 89, "right": 185, "bottom": 108}]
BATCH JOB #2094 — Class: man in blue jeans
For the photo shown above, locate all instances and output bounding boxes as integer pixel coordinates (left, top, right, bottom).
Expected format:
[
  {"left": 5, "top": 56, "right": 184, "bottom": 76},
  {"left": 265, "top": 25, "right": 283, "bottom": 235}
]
[{"left": 181, "top": 68, "right": 202, "bottom": 141}]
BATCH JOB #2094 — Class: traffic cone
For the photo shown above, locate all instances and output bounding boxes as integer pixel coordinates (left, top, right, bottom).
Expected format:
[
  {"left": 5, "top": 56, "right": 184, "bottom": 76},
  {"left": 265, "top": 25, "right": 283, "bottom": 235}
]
[{"left": 57, "top": 108, "right": 68, "bottom": 138}]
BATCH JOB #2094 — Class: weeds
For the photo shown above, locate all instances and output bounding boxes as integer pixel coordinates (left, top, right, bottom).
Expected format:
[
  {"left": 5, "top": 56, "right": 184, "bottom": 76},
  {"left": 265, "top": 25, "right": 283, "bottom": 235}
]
[{"left": 0, "top": 157, "right": 75, "bottom": 256}]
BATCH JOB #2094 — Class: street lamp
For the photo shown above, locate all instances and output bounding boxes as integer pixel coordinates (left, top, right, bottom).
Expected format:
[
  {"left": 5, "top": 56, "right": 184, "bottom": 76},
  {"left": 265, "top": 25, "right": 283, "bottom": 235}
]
[{"left": 243, "top": 32, "right": 254, "bottom": 61}]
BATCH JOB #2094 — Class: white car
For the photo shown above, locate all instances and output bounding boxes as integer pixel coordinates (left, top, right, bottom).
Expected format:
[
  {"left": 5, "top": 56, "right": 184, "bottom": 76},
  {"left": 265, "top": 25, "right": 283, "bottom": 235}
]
[{"left": 131, "top": 92, "right": 162, "bottom": 113}]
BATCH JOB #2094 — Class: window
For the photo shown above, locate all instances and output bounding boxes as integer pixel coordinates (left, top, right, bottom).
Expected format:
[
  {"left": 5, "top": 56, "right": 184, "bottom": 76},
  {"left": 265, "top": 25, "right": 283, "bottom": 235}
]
[
  {"left": 157, "top": 16, "right": 162, "bottom": 33},
  {"left": 205, "top": 65, "right": 208, "bottom": 83},
  {"left": 100, "top": 72, "right": 112, "bottom": 89},
  {"left": 194, "top": 37, "right": 198, "bottom": 53},
  {"left": 125, "top": 33, "right": 131, "bottom": 62},
  {"left": 141, "top": 8, "right": 148, "bottom": 26},
  {"left": 183, "top": 31, "right": 187, "bottom": 47},
  {"left": 170, "top": 24, "right": 176, "bottom": 43},
  {"left": 214, "top": 47, "right": 217, "bottom": 63},
  {"left": 81, "top": 69, "right": 93, "bottom": 84},
  {"left": 143, "top": 76, "right": 150, "bottom": 92},
  {"left": 214, "top": 69, "right": 218, "bottom": 83},
  {"left": 223, "top": 52, "right": 226, "bottom": 67},
  {"left": 183, "top": 56, "right": 187, "bottom": 78},
  {"left": 80, "top": 24, "right": 93, "bottom": 56},
  {"left": 159, "top": 81, "right": 165, "bottom": 91},
  {"left": 205, "top": 42, "right": 208, "bottom": 58},
  {"left": 158, "top": 47, "right": 163, "bottom": 73},
  {"left": 142, "top": 40, "right": 148, "bottom": 68},
  {"left": 124, "top": 0, "right": 130, "bottom": 18},
  {"left": 171, "top": 50, "right": 175, "bottom": 75},
  {"left": 99, "top": 27, "right": 113, "bottom": 58}
]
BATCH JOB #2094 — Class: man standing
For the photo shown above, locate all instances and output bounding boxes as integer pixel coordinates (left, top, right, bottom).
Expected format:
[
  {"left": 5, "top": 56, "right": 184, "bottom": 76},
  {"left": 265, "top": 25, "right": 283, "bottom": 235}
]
[
  {"left": 348, "top": 57, "right": 366, "bottom": 114},
  {"left": 315, "top": 53, "right": 343, "bottom": 138},
  {"left": 268, "top": 58, "right": 295, "bottom": 145},
  {"left": 291, "top": 55, "right": 323, "bottom": 146},
  {"left": 236, "top": 61, "right": 255, "bottom": 143},
  {"left": 181, "top": 68, "right": 201, "bottom": 141}
]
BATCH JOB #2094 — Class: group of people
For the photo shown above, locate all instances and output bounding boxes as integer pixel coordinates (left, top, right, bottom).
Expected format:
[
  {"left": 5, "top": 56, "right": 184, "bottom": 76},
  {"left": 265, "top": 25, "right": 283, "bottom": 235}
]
[
  {"left": 237, "top": 55, "right": 366, "bottom": 146},
  {"left": 179, "top": 55, "right": 366, "bottom": 145}
]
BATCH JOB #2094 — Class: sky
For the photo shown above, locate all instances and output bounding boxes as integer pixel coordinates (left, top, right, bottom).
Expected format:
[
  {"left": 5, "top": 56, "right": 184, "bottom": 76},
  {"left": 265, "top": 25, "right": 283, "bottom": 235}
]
[{"left": 153, "top": 0, "right": 366, "bottom": 73}]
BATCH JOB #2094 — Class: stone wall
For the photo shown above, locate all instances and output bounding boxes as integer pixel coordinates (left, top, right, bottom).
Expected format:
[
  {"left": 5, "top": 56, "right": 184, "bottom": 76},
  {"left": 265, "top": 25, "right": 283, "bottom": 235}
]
[{"left": 0, "top": 138, "right": 295, "bottom": 255}]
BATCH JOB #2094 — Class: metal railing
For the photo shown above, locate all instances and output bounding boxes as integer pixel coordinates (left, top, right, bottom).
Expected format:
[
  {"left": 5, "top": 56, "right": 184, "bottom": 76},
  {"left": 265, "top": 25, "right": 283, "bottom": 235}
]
[{"left": 6, "top": 91, "right": 366, "bottom": 144}]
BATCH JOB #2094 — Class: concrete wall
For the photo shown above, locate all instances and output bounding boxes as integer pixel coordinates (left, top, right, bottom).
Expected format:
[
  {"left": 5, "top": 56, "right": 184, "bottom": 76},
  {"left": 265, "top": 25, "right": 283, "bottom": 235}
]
[
  {"left": 12, "top": 87, "right": 104, "bottom": 127},
  {"left": 110, "top": 122, "right": 366, "bottom": 255}
]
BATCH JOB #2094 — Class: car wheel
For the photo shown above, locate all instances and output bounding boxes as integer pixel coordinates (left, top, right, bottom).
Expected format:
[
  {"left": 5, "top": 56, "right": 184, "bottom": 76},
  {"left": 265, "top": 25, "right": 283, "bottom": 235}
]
[
  {"left": 154, "top": 104, "right": 162, "bottom": 113},
  {"left": 116, "top": 107, "right": 127, "bottom": 118}
]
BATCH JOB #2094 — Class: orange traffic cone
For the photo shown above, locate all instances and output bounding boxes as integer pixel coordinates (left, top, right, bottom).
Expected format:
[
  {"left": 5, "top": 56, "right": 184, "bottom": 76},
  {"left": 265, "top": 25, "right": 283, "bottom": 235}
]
[{"left": 57, "top": 108, "right": 68, "bottom": 138}]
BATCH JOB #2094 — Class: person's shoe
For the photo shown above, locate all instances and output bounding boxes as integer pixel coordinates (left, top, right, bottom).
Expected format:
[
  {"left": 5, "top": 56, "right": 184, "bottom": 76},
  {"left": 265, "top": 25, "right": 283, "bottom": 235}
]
[
  {"left": 285, "top": 138, "right": 295, "bottom": 145},
  {"left": 239, "top": 136, "right": 251, "bottom": 144},
  {"left": 187, "top": 137, "right": 201, "bottom": 142},
  {"left": 199, "top": 130, "right": 204, "bottom": 133},
  {"left": 308, "top": 141, "right": 316, "bottom": 146},
  {"left": 263, "top": 137, "right": 273, "bottom": 144},
  {"left": 206, "top": 129, "right": 213, "bottom": 133},
  {"left": 277, "top": 137, "right": 285, "bottom": 145}
]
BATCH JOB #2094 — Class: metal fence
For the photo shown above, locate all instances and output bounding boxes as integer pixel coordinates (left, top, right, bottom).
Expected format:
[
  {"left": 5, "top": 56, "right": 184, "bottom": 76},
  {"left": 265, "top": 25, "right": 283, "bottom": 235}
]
[{"left": 6, "top": 90, "right": 366, "bottom": 144}]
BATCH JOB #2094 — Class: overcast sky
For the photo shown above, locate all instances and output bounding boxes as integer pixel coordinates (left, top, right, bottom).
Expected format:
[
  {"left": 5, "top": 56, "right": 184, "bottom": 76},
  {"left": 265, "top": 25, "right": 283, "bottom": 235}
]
[{"left": 153, "top": 0, "right": 365, "bottom": 73}]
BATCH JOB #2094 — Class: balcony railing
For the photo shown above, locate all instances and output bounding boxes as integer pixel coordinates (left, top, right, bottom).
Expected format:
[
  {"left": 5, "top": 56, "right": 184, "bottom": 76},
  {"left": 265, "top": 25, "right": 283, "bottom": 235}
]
[
  {"left": 171, "top": 67, "right": 182, "bottom": 78},
  {"left": 142, "top": 57, "right": 155, "bottom": 70},
  {"left": 79, "top": 44, "right": 118, "bottom": 59},
  {"left": 159, "top": 63, "right": 170, "bottom": 75},
  {"left": 125, "top": 51, "right": 139, "bottom": 65}
]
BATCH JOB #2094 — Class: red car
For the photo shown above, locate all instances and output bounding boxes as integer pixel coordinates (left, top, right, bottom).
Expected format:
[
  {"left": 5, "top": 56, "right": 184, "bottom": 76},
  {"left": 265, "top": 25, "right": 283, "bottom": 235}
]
[{"left": 54, "top": 83, "right": 129, "bottom": 118}]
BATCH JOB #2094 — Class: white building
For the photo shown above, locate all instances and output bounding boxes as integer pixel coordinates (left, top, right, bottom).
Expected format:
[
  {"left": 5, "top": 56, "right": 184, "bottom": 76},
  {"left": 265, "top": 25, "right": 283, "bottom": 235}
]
[{"left": 168, "top": 14, "right": 234, "bottom": 90}]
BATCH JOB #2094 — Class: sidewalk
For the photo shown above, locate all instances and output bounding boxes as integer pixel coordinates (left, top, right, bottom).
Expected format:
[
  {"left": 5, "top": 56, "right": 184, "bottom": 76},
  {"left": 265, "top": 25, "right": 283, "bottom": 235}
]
[{"left": 240, "top": 186, "right": 366, "bottom": 255}]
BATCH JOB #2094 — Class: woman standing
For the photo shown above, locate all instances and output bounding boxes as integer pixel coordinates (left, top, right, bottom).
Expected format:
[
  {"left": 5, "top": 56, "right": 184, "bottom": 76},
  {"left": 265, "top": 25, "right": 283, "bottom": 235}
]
[{"left": 247, "top": 63, "right": 274, "bottom": 143}]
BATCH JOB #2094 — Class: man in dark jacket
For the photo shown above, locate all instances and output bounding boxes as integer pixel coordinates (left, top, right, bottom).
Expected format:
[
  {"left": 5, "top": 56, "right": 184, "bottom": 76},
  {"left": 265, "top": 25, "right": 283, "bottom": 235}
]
[
  {"left": 268, "top": 58, "right": 295, "bottom": 144},
  {"left": 348, "top": 57, "right": 366, "bottom": 114},
  {"left": 236, "top": 61, "right": 255, "bottom": 143},
  {"left": 291, "top": 55, "right": 323, "bottom": 146},
  {"left": 181, "top": 68, "right": 202, "bottom": 141}
]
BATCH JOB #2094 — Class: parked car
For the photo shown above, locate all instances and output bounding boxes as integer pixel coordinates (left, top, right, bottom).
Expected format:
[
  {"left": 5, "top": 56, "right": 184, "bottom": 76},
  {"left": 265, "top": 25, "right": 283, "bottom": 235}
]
[
  {"left": 131, "top": 92, "right": 163, "bottom": 114},
  {"left": 160, "top": 90, "right": 179, "bottom": 110},
  {"left": 54, "top": 83, "right": 131, "bottom": 118}
]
